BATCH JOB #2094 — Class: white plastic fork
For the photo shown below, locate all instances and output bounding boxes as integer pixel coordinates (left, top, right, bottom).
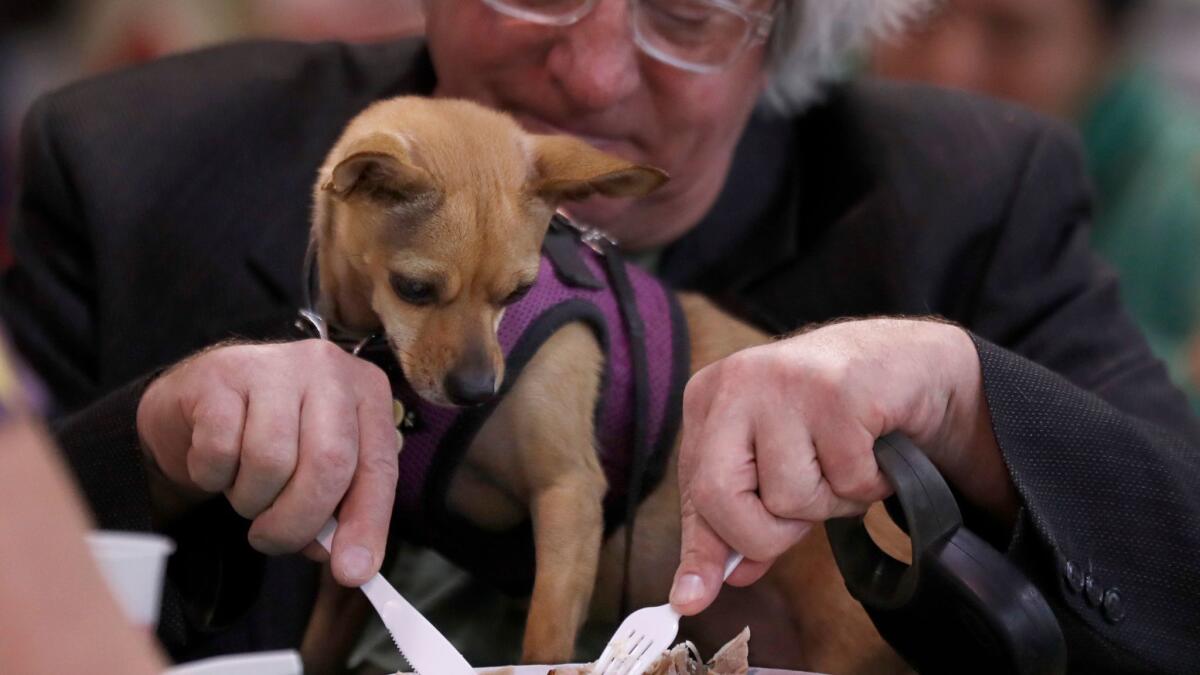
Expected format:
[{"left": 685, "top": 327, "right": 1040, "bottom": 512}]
[{"left": 593, "top": 552, "right": 744, "bottom": 675}]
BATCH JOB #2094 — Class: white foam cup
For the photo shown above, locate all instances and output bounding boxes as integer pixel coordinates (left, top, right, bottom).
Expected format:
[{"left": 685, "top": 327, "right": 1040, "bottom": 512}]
[
  {"left": 164, "top": 651, "right": 304, "bottom": 675},
  {"left": 85, "top": 531, "right": 175, "bottom": 628}
]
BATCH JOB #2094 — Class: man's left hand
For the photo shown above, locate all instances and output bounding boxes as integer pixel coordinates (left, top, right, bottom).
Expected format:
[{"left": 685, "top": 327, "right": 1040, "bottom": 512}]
[{"left": 669, "top": 318, "right": 1015, "bottom": 616}]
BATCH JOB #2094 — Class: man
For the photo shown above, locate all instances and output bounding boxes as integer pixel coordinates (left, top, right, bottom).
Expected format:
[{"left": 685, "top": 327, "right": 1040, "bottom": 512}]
[{"left": 2, "top": 0, "right": 1197, "bottom": 672}]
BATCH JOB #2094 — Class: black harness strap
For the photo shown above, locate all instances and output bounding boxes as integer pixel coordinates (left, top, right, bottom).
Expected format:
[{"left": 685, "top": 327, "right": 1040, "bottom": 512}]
[{"left": 596, "top": 237, "right": 654, "bottom": 618}]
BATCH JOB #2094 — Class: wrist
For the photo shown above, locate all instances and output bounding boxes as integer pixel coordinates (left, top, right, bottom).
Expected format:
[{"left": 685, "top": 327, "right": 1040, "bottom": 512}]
[{"left": 929, "top": 325, "right": 1018, "bottom": 525}]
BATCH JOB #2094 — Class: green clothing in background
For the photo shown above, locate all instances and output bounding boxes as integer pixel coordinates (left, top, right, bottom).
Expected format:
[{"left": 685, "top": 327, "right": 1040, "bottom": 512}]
[{"left": 1081, "top": 68, "right": 1200, "bottom": 412}]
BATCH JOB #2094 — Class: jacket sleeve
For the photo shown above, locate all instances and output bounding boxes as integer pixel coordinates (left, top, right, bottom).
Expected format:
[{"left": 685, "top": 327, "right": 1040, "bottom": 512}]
[
  {"left": 0, "top": 94, "right": 274, "bottom": 660},
  {"left": 965, "top": 123, "right": 1200, "bottom": 673}
]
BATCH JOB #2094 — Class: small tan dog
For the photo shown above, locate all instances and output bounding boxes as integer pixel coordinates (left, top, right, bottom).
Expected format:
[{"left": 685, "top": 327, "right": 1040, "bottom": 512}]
[{"left": 304, "top": 96, "right": 907, "bottom": 673}]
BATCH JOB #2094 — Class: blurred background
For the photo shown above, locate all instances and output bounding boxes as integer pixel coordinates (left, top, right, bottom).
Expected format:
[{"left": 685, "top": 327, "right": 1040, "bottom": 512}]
[
  {"left": 2, "top": 0, "right": 1198, "bottom": 403},
  {"left": 0, "top": 0, "right": 427, "bottom": 267}
]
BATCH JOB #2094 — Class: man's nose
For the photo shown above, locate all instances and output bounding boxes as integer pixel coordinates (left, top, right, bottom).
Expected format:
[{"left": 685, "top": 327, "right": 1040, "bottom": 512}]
[{"left": 546, "top": 0, "right": 642, "bottom": 111}]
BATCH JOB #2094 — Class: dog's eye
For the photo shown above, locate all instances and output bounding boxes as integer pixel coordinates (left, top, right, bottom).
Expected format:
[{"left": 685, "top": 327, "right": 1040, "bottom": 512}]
[
  {"left": 391, "top": 275, "right": 436, "bottom": 306},
  {"left": 503, "top": 283, "right": 534, "bottom": 306}
]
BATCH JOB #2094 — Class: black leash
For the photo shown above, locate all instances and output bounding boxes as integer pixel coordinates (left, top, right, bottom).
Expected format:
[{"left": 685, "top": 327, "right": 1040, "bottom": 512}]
[
  {"left": 827, "top": 434, "right": 1066, "bottom": 674},
  {"left": 595, "top": 235, "right": 653, "bottom": 619}
]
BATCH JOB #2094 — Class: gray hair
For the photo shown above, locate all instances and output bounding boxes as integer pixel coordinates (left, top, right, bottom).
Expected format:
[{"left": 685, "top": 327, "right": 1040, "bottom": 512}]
[{"left": 764, "top": 0, "right": 936, "bottom": 113}]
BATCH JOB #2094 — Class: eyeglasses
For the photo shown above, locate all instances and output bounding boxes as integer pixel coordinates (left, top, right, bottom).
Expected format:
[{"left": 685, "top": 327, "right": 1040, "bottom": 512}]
[{"left": 478, "top": 0, "right": 776, "bottom": 74}]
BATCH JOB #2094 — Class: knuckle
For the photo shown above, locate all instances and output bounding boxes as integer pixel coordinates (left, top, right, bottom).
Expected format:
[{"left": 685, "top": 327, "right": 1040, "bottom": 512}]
[
  {"left": 228, "top": 494, "right": 263, "bottom": 520},
  {"left": 307, "top": 338, "right": 345, "bottom": 362},
  {"left": 194, "top": 437, "right": 239, "bottom": 467},
  {"left": 821, "top": 439, "right": 876, "bottom": 500},
  {"left": 352, "top": 440, "right": 400, "bottom": 496},
  {"left": 678, "top": 540, "right": 717, "bottom": 570},
  {"left": 247, "top": 526, "right": 293, "bottom": 555},
  {"left": 719, "top": 351, "right": 754, "bottom": 381},
  {"left": 197, "top": 344, "right": 235, "bottom": 368},
  {"left": 783, "top": 485, "right": 825, "bottom": 520},
  {"left": 291, "top": 339, "right": 336, "bottom": 367},
  {"left": 192, "top": 394, "right": 238, "bottom": 427},
  {"left": 808, "top": 362, "right": 850, "bottom": 400},
  {"left": 828, "top": 474, "right": 863, "bottom": 502},
  {"left": 681, "top": 379, "right": 707, "bottom": 419},
  {"left": 777, "top": 353, "right": 813, "bottom": 386},
  {"left": 359, "top": 364, "right": 391, "bottom": 398},
  {"left": 760, "top": 488, "right": 794, "bottom": 518},
  {"left": 187, "top": 460, "right": 227, "bottom": 493},
  {"left": 312, "top": 442, "right": 358, "bottom": 481},
  {"left": 191, "top": 430, "right": 240, "bottom": 467},
  {"left": 206, "top": 344, "right": 254, "bottom": 376},
  {"left": 362, "top": 447, "right": 399, "bottom": 481},
  {"left": 689, "top": 473, "right": 725, "bottom": 511},
  {"left": 841, "top": 471, "right": 878, "bottom": 501},
  {"left": 244, "top": 442, "right": 296, "bottom": 478}
]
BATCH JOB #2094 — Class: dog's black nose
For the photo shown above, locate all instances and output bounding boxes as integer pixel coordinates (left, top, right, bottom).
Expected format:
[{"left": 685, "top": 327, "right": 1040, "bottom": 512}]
[{"left": 444, "top": 370, "right": 496, "bottom": 406}]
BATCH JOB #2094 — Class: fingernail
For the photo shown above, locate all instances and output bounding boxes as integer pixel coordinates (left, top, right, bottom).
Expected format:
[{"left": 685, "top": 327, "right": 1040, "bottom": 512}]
[
  {"left": 671, "top": 573, "right": 705, "bottom": 607},
  {"left": 338, "top": 545, "right": 374, "bottom": 581}
]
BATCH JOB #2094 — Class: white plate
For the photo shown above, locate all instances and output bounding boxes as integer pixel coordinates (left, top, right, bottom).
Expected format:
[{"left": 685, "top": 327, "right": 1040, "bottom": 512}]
[{"left": 398, "top": 662, "right": 820, "bottom": 667}]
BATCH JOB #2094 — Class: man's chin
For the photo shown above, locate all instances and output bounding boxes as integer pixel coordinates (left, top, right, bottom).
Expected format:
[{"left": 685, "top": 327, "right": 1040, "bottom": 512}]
[{"left": 560, "top": 197, "right": 635, "bottom": 234}]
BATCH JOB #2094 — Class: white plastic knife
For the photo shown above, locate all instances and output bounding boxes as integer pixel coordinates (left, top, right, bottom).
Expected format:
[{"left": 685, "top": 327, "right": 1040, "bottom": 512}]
[{"left": 316, "top": 518, "right": 475, "bottom": 675}]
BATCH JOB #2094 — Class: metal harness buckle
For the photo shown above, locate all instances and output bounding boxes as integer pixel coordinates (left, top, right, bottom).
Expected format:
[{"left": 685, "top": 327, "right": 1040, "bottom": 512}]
[{"left": 556, "top": 210, "right": 617, "bottom": 255}]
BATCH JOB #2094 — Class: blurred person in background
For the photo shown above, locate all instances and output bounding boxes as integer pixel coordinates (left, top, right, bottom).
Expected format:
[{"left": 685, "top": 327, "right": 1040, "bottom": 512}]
[
  {"left": 871, "top": 0, "right": 1200, "bottom": 409},
  {"left": 0, "top": 0, "right": 424, "bottom": 263},
  {"left": 76, "top": 0, "right": 425, "bottom": 70},
  {"left": 0, "top": 330, "right": 164, "bottom": 674}
]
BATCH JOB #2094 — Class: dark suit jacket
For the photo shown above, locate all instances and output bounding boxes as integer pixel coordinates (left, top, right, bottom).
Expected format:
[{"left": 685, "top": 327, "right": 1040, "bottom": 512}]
[{"left": 3, "top": 37, "right": 1198, "bottom": 672}]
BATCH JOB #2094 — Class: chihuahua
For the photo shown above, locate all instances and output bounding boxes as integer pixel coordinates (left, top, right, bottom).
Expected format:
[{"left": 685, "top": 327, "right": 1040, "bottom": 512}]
[{"left": 303, "top": 96, "right": 907, "bottom": 673}]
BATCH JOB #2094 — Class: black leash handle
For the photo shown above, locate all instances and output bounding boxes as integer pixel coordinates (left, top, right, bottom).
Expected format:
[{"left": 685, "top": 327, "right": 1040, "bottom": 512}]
[{"left": 826, "top": 433, "right": 1067, "bottom": 675}]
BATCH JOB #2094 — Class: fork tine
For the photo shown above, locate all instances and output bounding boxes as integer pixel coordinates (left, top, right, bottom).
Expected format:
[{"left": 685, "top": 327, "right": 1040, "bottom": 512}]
[
  {"left": 594, "top": 626, "right": 634, "bottom": 675},
  {"left": 626, "top": 646, "right": 660, "bottom": 675},
  {"left": 596, "top": 647, "right": 619, "bottom": 675},
  {"left": 614, "top": 633, "right": 653, "bottom": 675},
  {"left": 599, "top": 554, "right": 742, "bottom": 675},
  {"left": 603, "top": 633, "right": 639, "bottom": 675},
  {"left": 594, "top": 642, "right": 616, "bottom": 672},
  {"left": 606, "top": 642, "right": 637, "bottom": 675},
  {"left": 594, "top": 649, "right": 615, "bottom": 675}
]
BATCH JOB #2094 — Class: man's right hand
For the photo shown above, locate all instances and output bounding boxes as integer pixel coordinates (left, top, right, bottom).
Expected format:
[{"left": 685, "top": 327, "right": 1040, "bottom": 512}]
[{"left": 136, "top": 339, "right": 399, "bottom": 586}]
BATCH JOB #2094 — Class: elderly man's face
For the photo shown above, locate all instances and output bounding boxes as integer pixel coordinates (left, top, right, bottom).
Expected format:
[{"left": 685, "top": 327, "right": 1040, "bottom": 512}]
[{"left": 424, "top": 0, "right": 771, "bottom": 250}]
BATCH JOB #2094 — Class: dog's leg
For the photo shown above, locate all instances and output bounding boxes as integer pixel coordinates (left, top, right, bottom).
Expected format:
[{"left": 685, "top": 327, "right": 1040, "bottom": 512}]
[
  {"left": 763, "top": 506, "right": 912, "bottom": 674},
  {"left": 301, "top": 562, "right": 373, "bottom": 675},
  {"left": 521, "top": 324, "right": 606, "bottom": 664},
  {"left": 472, "top": 323, "right": 607, "bottom": 664},
  {"left": 522, "top": 468, "right": 607, "bottom": 664}
]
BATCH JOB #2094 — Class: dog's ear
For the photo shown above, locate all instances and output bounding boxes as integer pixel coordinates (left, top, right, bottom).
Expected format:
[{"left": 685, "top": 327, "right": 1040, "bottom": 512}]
[
  {"left": 323, "top": 132, "right": 436, "bottom": 205},
  {"left": 531, "top": 134, "right": 668, "bottom": 203}
]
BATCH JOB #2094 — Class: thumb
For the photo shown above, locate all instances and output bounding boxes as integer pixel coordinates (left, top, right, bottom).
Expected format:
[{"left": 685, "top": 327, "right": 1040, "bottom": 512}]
[{"left": 671, "top": 509, "right": 732, "bottom": 616}]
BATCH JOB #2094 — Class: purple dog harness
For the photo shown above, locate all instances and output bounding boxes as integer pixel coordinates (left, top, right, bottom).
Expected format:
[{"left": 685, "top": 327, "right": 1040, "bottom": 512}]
[{"left": 302, "top": 215, "right": 689, "bottom": 595}]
